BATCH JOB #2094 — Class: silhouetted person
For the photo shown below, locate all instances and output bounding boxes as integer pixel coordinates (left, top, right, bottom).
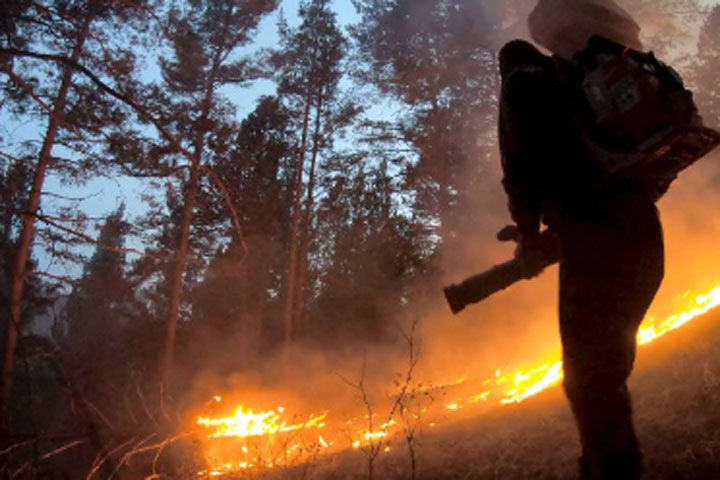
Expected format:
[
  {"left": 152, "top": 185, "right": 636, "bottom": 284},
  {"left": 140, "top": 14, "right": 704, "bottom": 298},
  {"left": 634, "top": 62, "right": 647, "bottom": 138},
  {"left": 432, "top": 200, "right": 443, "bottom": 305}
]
[{"left": 498, "top": 39, "right": 664, "bottom": 480}]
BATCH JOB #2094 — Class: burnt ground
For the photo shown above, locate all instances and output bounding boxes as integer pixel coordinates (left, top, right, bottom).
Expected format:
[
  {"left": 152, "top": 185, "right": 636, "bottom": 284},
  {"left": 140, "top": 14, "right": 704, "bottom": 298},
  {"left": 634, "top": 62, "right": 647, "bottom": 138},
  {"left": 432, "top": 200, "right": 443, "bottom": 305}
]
[{"left": 255, "top": 308, "right": 720, "bottom": 480}]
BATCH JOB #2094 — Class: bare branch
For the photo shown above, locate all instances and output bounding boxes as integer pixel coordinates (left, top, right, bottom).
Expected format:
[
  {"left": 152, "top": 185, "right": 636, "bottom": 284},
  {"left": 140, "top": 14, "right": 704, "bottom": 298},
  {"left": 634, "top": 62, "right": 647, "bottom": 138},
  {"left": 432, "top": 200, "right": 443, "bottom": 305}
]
[
  {"left": 134, "top": 374, "right": 159, "bottom": 428},
  {"left": 32, "top": 270, "right": 81, "bottom": 286},
  {"left": 11, "top": 439, "right": 88, "bottom": 477},
  {"left": 0, "top": 47, "right": 194, "bottom": 163},
  {"left": 86, "top": 399, "right": 115, "bottom": 431},
  {"left": 200, "top": 165, "right": 248, "bottom": 259},
  {"left": 0, "top": 438, "right": 35, "bottom": 457},
  {"left": 0, "top": 149, "right": 27, "bottom": 164},
  {"left": 107, "top": 433, "right": 157, "bottom": 479},
  {"left": 33, "top": 212, "right": 164, "bottom": 259},
  {"left": 85, "top": 438, "right": 135, "bottom": 480},
  {"left": 1, "top": 64, "right": 90, "bottom": 141},
  {"left": 41, "top": 190, "right": 103, "bottom": 203},
  {"left": 40, "top": 439, "right": 87, "bottom": 460},
  {"left": 110, "top": 431, "right": 197, "bottom": 469}
]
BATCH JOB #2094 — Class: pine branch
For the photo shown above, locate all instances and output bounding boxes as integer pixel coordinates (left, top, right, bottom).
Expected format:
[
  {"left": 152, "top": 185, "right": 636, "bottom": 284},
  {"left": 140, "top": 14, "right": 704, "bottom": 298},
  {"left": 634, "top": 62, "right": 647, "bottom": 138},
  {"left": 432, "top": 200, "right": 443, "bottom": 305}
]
[
  {"left": 40, "top": 190, "right": 103, "bottom": 203},
  {"left": 1, "top": 63, "right": 90, "bottom": 141},
  {"left": 0, "top": 149, "right": 26, "bottom": 164},
  {"left": 33, "top": 212, "right": 164, "bottom": 259},
  {"left": 0, "top": 47, "right": 195, "bottom": 165},
  {"left": 200, "top": 165, "right": 248, "bottom": 260},
  {"left": 32, "top": 270, "right": 82, "bottom": 287},
  {"left": 1, "top": 66, "right": 51, "bottom": 111}
]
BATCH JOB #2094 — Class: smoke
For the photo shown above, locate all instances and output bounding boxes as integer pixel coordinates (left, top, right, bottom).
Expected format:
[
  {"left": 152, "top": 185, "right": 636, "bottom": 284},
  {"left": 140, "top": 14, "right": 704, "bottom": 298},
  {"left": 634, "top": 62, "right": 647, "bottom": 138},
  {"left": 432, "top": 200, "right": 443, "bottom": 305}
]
[
  {"left": 655, "top": 151, "right": 720, "bottom": 301},
  {"left": 187, "top": 0, "right": 720, "bottom": 445},
  {"left": 411, "top": 0, "right": 720, "bottom": 388}
]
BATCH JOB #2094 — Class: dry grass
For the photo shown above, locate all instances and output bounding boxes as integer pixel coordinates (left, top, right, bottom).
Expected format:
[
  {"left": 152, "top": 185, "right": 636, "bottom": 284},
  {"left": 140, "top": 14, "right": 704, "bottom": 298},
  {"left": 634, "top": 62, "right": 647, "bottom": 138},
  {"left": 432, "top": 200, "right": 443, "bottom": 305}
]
[{"left": 252, "top": 308, "right": 720, "bottom": 480}]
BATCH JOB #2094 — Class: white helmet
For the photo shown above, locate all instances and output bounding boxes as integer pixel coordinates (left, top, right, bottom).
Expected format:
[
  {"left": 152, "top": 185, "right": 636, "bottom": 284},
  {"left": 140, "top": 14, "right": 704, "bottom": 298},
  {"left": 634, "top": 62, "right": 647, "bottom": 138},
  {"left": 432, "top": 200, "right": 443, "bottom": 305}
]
[{"left": 528, "top": 0, "right": 643, "bottom": 60}]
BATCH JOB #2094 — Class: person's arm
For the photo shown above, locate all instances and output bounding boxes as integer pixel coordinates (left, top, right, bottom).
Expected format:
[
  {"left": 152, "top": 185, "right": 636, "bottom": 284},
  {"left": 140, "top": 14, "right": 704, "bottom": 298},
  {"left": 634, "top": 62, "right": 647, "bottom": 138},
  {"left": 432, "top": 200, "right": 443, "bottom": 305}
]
[
  {"left": 503, "top": 181, "right": 542, "bottom": 238},
  {"left": 498, "top": 66, "right": 548, "bottom": 238}
]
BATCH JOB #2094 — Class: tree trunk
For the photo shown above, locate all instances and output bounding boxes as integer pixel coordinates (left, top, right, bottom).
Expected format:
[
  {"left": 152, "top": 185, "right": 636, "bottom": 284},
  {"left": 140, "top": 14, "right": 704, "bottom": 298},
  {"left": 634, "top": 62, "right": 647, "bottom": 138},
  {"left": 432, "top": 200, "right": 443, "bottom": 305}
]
[
  {"left": 1, "top": 18, "right": 91, "bottom": 430},
  {"left": 1, "top": 168, "right": 18, "bottom": 239},
  {"left": 295, "top": 88, "right": 324, "bottom": 333},
  {"left": 284, "top": 98, "right": 313, "bottom": 347},
  {"left": 431, "top": 105, "right": 452, "bottom": 279},
  {"left": 160, "top": 68, "right": 218, "bottom": 406},
  {"left": 160, "top": 153, "right": 201, "bottom": 405},
  {"left": 437, "top": 142, "right": 452, "bottom": 282}
]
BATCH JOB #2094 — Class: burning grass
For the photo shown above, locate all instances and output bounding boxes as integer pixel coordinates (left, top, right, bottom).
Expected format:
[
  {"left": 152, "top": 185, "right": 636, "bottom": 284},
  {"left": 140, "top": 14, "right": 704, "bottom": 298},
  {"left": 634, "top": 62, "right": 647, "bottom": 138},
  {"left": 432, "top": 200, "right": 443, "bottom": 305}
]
[{"left": 193, "top": 282, "right": 720, "bottom": 478}]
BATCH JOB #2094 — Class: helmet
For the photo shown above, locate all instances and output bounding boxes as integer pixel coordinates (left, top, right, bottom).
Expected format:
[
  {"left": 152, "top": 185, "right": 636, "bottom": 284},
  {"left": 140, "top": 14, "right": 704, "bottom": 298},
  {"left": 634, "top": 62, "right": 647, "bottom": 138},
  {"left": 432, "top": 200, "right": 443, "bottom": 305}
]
[{"left": 528, "top": 0, "right": 643, "bottom": 60}]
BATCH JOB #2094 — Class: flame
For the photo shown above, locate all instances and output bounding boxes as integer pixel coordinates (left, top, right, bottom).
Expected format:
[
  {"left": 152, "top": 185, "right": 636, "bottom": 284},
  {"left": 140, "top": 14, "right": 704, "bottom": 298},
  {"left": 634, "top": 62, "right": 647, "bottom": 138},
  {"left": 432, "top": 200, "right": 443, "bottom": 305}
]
[
  {"left": 470, "top": 391, "right": 491, "bottom": 403},
  {"left": 500, "top": 361, "right": 564, "bottom": 405},
  {"left": 197, "top": 406, "right": 327, "bottom": 439},
  {"left": 637, "top": 286, "right": 720, "bottom": 345},
  {"left": 494, "top": 285, "right": 720, "bottom": 405},
  {"left": 196, "top": 283, "right": 720, "bottom": 476}
]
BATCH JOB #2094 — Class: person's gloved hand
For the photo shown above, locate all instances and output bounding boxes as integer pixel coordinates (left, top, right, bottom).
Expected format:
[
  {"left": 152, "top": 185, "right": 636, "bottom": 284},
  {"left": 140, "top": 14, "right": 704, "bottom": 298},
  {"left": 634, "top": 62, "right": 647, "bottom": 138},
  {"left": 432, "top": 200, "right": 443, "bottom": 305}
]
[{"left": 514, "top": 230, "right": 558, "bottom": 278}]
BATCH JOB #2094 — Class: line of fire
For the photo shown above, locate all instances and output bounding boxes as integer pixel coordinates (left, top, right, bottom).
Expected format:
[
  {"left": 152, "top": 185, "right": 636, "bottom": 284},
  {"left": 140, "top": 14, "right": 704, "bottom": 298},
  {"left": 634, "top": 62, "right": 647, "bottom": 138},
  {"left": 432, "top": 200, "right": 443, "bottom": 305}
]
[
  {"left": 1, "top": 1, "right": 720, "bottom": 479},
  {"left": 194, "top": 284, "right": 720, "bottom": 476}
]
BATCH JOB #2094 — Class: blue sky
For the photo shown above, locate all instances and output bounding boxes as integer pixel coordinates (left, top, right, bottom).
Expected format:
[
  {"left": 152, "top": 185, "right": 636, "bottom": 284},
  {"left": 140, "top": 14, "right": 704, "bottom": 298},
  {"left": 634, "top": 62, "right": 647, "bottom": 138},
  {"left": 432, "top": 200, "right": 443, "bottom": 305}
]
[
  {"left": 23, "top": 0, "right": 364, "bottom": 280},
  {"left": 6, "top": 0, "right": 718, "bottom": 282}
]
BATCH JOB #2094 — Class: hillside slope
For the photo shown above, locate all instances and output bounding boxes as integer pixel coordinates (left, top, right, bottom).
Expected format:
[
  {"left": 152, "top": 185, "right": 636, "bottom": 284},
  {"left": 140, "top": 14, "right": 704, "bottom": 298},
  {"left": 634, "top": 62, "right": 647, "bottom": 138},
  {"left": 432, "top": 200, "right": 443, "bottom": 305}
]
[{"left": 275, "top": 308, "right": 720, "bottom": 480}]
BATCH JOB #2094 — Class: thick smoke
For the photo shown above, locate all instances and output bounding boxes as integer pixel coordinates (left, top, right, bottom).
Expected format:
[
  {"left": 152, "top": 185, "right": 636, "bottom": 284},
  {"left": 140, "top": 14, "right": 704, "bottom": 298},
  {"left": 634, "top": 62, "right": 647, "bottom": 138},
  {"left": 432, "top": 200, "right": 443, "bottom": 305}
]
[
  {"left": 411, "top": 0, "right": 720, "bottom": 396},
  {"left": 191, "top": 0, "right": 720, "bottom": 436}
]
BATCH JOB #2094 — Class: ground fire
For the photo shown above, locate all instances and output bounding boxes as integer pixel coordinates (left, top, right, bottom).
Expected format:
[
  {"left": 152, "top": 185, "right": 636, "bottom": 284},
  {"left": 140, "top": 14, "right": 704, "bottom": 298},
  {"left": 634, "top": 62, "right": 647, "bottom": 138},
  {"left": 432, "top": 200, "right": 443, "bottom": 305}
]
[{"left": 195, "top": 282, "right": 720, "bottom": 477}]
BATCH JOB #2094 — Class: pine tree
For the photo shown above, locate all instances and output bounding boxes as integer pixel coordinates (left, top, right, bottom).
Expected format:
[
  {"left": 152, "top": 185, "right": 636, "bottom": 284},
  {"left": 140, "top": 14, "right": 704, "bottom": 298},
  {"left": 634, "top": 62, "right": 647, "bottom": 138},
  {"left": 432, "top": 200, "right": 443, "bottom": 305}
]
[
  {"left": 272, "top": 0, "right": 348, "bottom": 345},
  {"left": 0, "top": 162, "right": 50, "bottom": 375},
  {"left": 352, "top": 0, "right": 501, "bottom": 277},
  {"left": 0, "top": 0, "right": 148, "bottom": 427},
  {"left": 138, "top": 0, "right": 278, "bottom": 397},
  {"left": 310, "top": 160, "right": 427, "bottom": 343},
  {"left": 51, "top": 205, "right": 144, "bottom": 428},
  {"left": 188, "top": 95, "right": 293, "bottom": 369},
  {"left": 60, "top": 205, "right": 130, "bottom": 350}
]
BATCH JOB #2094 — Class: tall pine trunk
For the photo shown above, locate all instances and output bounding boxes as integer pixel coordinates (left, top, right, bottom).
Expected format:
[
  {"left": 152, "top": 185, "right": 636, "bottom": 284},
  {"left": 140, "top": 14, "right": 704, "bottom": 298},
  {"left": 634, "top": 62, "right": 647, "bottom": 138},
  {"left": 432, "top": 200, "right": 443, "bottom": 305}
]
[
  {"left": 160, "top": 65, "right": 217, "bottom": 405},
  {"left": 284, "top": 98, "right": 312, "bottom": 347},
  {"left": 430, "top": 103, "right": 452, "bottom": 278},
  {"left": 1, "top": 17, "right": 91, "bottom": 429},
  {"left": 295, "top": 88, "right": 324, "bottom": 332},
  {"left": 160, "top": 154, "right": 201, "bottom": 403}
]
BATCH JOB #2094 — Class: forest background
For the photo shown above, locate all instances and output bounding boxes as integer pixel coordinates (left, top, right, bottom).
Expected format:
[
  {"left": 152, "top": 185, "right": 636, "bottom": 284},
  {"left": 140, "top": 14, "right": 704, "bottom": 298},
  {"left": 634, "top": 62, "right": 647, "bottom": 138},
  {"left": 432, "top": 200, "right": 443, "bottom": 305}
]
[{"left": 1, "top": 0, "right": 719, "bottom": 477}]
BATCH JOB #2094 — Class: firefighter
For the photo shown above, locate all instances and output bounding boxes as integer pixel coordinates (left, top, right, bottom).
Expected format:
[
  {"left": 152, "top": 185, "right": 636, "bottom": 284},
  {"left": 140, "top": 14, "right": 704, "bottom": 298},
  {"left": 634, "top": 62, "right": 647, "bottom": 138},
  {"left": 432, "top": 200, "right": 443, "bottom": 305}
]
[{"left": 498, "top": 38, "right": 665, "bottom": 480}]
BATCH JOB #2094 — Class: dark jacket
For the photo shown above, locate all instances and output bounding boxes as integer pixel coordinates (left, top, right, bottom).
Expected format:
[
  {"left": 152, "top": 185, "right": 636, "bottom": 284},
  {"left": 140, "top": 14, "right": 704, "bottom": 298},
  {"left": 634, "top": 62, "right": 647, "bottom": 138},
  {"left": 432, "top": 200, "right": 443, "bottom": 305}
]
[{"left": 498, "top": 40, "right": 602, "bottom": 236}]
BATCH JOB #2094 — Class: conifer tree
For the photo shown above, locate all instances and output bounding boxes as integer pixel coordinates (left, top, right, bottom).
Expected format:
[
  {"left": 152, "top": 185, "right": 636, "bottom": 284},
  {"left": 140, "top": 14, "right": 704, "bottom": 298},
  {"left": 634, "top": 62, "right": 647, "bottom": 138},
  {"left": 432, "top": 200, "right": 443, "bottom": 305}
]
[
  {"left": 189, "top": 95, "right": 293, "bottom": 368},
  {"left": 311, "top": 160, "right": 427, "bottom": 343},
  {"left": 352, "top": 0, "right": 501, "bottom": 276},
  {"left": 60, "top": 205, "right": 130, "bottom": 350},
  {"left": 0, "top": 163, "right": 50, "bottom": 378},
  {"left": 272, "top": 0, "right": 348, "bottom": 345},
  {"left": 52, "top": 205, "right": 143, "bottom": 427},
  {"left": 137, "top": 0, "right": 278, "bottom": 397},
  {"left": 0, "top": 0, "right": 148, "bottom": 427}
]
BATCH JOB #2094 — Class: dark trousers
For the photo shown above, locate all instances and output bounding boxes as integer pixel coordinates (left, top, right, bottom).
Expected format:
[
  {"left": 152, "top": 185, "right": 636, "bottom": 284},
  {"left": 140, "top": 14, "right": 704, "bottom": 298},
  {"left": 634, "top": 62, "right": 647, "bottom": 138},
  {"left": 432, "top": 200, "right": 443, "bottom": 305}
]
[{"left": 555, "top": 192, "right": 664, "bottom": 480}]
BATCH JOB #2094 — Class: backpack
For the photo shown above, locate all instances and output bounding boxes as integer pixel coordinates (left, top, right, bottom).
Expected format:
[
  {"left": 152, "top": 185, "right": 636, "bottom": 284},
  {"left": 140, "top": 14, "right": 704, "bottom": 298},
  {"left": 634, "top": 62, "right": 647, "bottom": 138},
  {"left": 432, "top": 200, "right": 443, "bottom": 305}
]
[{"left": 562, "top": 36, "right": 720, "bottom": 199}]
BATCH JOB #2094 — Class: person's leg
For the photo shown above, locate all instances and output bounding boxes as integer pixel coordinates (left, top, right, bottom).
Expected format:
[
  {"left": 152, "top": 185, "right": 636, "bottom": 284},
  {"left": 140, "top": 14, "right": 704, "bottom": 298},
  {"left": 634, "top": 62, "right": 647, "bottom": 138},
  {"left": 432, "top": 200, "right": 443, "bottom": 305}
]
[
  {"left": 562, "top": 325, "right": 642, "bottom": 479},
  {"left": 558, "top": 201, "right": 663, "bottom": 479}
]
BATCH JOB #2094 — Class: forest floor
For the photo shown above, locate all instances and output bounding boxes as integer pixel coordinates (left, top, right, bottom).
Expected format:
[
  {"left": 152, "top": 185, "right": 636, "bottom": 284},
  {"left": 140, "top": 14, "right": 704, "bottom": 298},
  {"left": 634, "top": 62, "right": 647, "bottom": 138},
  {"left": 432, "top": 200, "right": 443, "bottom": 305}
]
[{"left": 252, "top": 307, "right": 720, "bottom": 480}]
